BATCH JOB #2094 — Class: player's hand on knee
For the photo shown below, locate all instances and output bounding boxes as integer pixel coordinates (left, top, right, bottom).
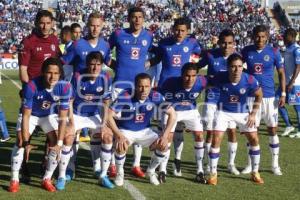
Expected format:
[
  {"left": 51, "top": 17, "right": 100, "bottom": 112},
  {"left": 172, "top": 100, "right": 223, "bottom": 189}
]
[
  {"left": 49, "top": 145, "right": 62, "bottom": 161},
  {"left": 115, "top": 135, "right": 128, "bottom": 154},
  {"left": 24, "top": 144, "right": 38, "bottom": 162},
  {"left": 247, "top": 112, "right": 256, "bottom": 128},
  {"left": 157, "top": 136, "right": 168, "bottom": 152}
]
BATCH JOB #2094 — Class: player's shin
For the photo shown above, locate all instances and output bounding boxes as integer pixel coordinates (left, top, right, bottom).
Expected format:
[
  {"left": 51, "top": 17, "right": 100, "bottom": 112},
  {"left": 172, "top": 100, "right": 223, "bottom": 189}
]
[
  {"left": 11, "top": 145, "right": 24, "bottom": 181},
  {"left": 100, "top": 143, "right": 113, "bottom": 178},
  {"left": 90, "top": 133, "right": 101, "bottom": 175}
]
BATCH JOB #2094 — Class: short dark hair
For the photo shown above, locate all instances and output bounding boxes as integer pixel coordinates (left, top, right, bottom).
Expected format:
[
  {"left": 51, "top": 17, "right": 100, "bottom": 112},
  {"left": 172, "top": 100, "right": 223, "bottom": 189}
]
[
  {"left": 284, "top": 28, "right": 297, "bottom": 39},
  {"left": 219, "top": 29, "right": 235, "bottom": 42},
  {"left": 70, "top": 23, "right": 81, "bottom": 32},
  {"left": 35, "top": 10, "right": 54, "bottom": 26},
  {"left": 181, "top": 62, "right": 198, "bottom": 75},
  {"left": 173, "top": 17, "right": 191, "bottom": 30},
  {"left": 86, "top": 51, "right": 104, "bottom": 66},
  {"left": 227, "top": 53, "right": 244, "bottom": 66},
  {"left": 253, "top": 25, "right": 269, "bottom": 36},
  {"left": 41, "top": 57, "right": 64, "bottom": 79},
  {"left": 135, "top": 73, "right": 151, "bottom": 86},
  {"left": 60, "top": 25, "right": 71, "bottom": 35},
  {"left": 128, "top": 7, "right": 145, "bottom": 20}
]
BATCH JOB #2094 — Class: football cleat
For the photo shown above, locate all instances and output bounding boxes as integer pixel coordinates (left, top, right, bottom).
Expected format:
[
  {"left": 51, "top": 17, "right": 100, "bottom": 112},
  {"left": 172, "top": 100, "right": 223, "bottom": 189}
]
[
  {"left": 207, "top": 173, "right": 218, "bottom": 185},
  {"left": 281, "top": 126, "right": 295, "bottom": 137},
  {"left": 289, "top": 132, "right": 300, "bottom": 138},
  {"left": 42, "top": 179, "right": 56, "bottom": 192},
  {"left": 228, "top": 165, "right": 240, "bottom": 175},
  {"left": 21, "top": 162, "right": 31, "bottom": 183},
  {"left": 100, "top": 176, "right": 115, "bottom": 189},
  {"left": 148, "top": 172, "right": 160, "bottom": 186},
  {"left": 114, "top": 172, "right": 124, "bottom": 186},
  {"left": 65, "top": 168, "right": 75, "bottom": 182},
  {"left": 241, "top": 165, "right": 252, "bottom": 174},
  {"left": 158, "top": 171, "right": 166, "bottom": 183},
  {"left": 109, "top": 165, "right": 117, "bottom": 178},
  {"left": 94, "top": 170, "right": 101, "bottom": 179},
  {"left": 272, "top": 167, "right": 283, "bottom": 176},
  {"left": 131, "top": 166, "right": 145, "bottom": 178},
  {"left": 8, "top": 180, "right": 19, "bottom": 193},
  {"left": 195, "top": 172, "right": 207, "bottom": 184},
  {"left": 172, "top": 159, "right": 182, "bottom": 177},
  {"left": 0, "top": 136, "right": 11, "bottom": 142},
  {"left": 250, "top": 172, "right": 264, "bottom": 184},
  {"left": 55, "top": 178, "right": 66, "bottom": 191}
]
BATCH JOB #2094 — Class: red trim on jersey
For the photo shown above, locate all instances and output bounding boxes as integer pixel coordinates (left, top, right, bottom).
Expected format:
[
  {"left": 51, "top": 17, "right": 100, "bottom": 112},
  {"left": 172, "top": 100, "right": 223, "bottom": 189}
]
[
  {"left": 248, "top": 75, "right": 254, "bottom": 84},
  {"left": 63, "top": 83, "right": 71, "bottom": 94},
  {"left": 28, "top": 81, "right": 36, "bottom": 93},
  {"left": 199, "top": 75, "right": 207, "bottom": 88}
]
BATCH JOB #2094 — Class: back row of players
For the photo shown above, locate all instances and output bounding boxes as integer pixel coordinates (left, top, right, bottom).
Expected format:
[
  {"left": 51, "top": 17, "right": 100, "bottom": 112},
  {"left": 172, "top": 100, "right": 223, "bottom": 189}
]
[{"left": 8, "top": 7, "right": 300, "bottom": 192}]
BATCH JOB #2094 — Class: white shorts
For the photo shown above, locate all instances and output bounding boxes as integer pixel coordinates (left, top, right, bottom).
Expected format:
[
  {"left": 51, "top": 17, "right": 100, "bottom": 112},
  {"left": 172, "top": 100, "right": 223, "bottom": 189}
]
[
  {"left": 247, "top": 97, "right": 278, "bottom": 127},
  {"left": 164, "top": 109, "right": 203, "bottom": 132},
  {"left": 73, "top": 114, "right": 102, "bottom": 133},
  {"left": 16, "top": 113, "right": 58, "bottom": 134},
  {"left": 202, "top": 103, "right": 236, "bottom": 131},
  {"left": 120, "top": 128, "right": 158, "bottom": 147},
  {"left": 213, "top": 111, "right": 257, "bottom": 133}
]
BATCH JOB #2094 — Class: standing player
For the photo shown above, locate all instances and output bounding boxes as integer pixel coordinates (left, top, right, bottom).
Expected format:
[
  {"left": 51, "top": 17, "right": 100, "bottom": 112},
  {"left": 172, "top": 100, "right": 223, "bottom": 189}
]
[
  {"left": 108, "top": 73, "right": 176, "bottom": 186},
  {"left": 277, "top": 28, "right": 300, "bottom": 138},
  {"left": 241, "top": 25, "right": 285, "bottom": 175},
  {"left": 9, "top": 57, "right": 73, "bottom": 192},
  {"left": 207, "top": 54, "right": 264, "bottom": 185},
  {"left": 159, "top": 63, "right": 207, "bottom": 183},
  {"left": 108, "top": 7, "right": 154, "bottom": 178},
  {"left": 199, "top": 29, "right": 240, "bottom": 175},
  {"left": 70, "top": 23, "right": 82, "bottom": 41},
  {"left": 148, "top": 17, "right": 201, "bottom": 176},
  {"left": 65, "top": 52, "right": 114, "bottom": 189}
]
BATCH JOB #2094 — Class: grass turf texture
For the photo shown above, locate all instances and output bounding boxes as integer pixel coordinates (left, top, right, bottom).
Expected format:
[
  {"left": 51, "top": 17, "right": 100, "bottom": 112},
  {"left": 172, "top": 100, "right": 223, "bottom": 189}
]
[{"left": 0, "top": 70, "right": 300, "bottom": 200}]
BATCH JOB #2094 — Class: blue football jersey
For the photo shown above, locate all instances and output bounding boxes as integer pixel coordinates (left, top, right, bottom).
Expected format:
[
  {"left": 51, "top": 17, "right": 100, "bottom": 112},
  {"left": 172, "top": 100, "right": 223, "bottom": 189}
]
[
  {"left": 156, "top": 37, "right": 201, "bottom": 87},
  {"left": 109, "top": 28, "right": 153, "bottom": 89},
  {"left": 242, "top": 44, "right": 284, "bottom": 97},
  {"left": 283, "top": 43, "right": 300, "bottom": 85},
  {"left": 110, "top": 90, "right": 164, "bottom": 131},
  {"left": 61, "top": 37, "right": 111, "bottom": 72},
  {"left": 71, "top": 70, "right": 112, "bottom": 117},
  {"left": 211, "top": 72, "right": 260, "bottom": 113},
  {"left": 160, "top": 76, "right": 206, "bottom": 111},
  {"left": 22, "top": 77, "right": 72, "bottom": 117}
]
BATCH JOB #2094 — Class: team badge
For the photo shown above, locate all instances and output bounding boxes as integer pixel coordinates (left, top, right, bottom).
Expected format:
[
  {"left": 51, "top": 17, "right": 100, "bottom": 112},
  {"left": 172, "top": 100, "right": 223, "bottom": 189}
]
[
  {"left": 183, "top": 46, "right": 189, "bottom": 53},
  {"left": 264, "top": 55, "right": 270, "bottom": 61},
  {"left": 96, "top": 87, "right": 103, "bottom": 92},
  {"left": 131, "top": 47, "right": 140, "bottom": 60},
  {"left": 240, "top": 88, "right": 246, "bottom": 94},
  {"left": 142, "top": 40, "right": 147, "bottom": 46},
  {"left": 146, "top": 104, "right": 153, "bottom": 111},
  {"left": 172, "top": 55, "right": 181, "bottom": 66},
  {"left": 41, "top": 101, "right": 51, "bottom": 109},
  {"left": 51, "top": 44, "right": 55, "bottom": 51}
]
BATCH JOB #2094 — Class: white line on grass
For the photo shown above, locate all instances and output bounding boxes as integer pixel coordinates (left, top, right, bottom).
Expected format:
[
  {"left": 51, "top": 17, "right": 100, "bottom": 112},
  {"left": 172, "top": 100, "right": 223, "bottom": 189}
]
[
  {"left": 79, "top": 142, "right": 147, "bottom": 200},
  {"left": 0, "top": 71, "right": 22, "bottom": 89}
]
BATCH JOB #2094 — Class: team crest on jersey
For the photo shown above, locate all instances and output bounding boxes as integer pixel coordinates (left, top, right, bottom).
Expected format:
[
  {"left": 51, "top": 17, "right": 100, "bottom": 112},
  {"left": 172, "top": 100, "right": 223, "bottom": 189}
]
[
  {"left": 135, "top": 113, "right": 145, "bottom": 123},
  {"left": 142, "top": 40, "right": 147, "bottom": 46},
  {"left": 131, "top": 47, "right": 140, "bottom": 59},
  {"left": 51, "top": 44, "right": 56, "bottom": 51},
  {"left": 41, "top": 101, "right": 51, "bottom": 109},
  {"left": 254, "top": 63, "right": 263, "bottom": 74},
  {"left": 239, "top": 88, "right": 246, "bottom": 94},
  {"left": 229, "top": 95, "right": 239, "bottom": 102},
  {"left": 183, "top": 46, "right": 189, "bottom": 53},
  {"left": 96, "top": 87, "right": 103, "bottom": 92},
  {"left": 146, "top": 104, "right": 153, "bottom": 111},
  {"left": 193, "top": 93, "right": 199, "bottom": 98},
  {"left": 264, "top": 55, "right": 270, "bottom": 61},
  {"left": 172, "top": 55, "right": 181, "bottom": 66}
]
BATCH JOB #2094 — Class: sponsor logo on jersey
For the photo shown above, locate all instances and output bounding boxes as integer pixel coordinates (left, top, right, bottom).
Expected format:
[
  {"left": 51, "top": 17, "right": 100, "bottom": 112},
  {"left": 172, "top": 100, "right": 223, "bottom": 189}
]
[
  {"left": 183, "top": 46, "right": 189, "bottom": 52},
  {"left": 264, "top": 55, "right": 270, "bottom": 61},
  {"left": 172, "top": 55, "right": 181, "bottom": 66},
  {"left": 135, "top": 113, "right": 145, "bottom": 123},
  {"left": 254, "top": 63, "right": 263, "bottom": 74},
  {"left": 229, "top": 95, "right": 239, "bottom": 102},
  {"left": 131, "top": 47, "right": 140, "bottom": 59},
  {"left": 142, "top": 40, "right": 147, "bottom": 46}
]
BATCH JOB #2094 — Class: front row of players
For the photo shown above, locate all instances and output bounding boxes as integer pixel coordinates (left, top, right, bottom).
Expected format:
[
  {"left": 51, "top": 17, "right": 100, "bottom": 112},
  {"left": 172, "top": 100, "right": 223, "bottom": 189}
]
[{"left": 9, "top": 52, "right": 264, "bottom": 192}]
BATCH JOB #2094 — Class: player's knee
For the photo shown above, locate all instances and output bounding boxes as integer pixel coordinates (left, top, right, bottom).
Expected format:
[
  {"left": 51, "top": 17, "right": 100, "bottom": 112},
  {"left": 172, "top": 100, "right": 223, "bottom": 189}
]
[
  {"left": 47, "top": 131, "right": 58, "bottom": 147},
  {"left": 102, "top": 132, "right": 113, "bottom": 144},
  {"left": 194, "top": 131, "right": 203, "bottom": 141}
]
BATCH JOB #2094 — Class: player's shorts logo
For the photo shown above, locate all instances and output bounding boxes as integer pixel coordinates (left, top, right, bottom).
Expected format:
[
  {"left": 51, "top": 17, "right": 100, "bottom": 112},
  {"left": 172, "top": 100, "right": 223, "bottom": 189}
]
[
  {"left": 183, "top": 46, "right": 189, "bottom": 52},
  {"left": 240, "top": 88, "right": 246, "bottom": 94},
  {"left": 41, "top": 101, "right": 51, "bottom": 110},
  {"left": 229, "top": 95, "right": 239, "bottom": 103},
  {"left": 264, "top": 55, "right": 270, "bottom": 61},
  {"left": 51, "top": 44, "right": 56, "bottom": 52},
  {"left": 172, "top": 55, "right": 181, "bottom": 66},
  {"left": 135, "top": 113, "right": 145, "bottom": 123},
  {"left": 131, "top": 47, "right": 140, "bottom": 60},
  {"left": 254, "top": 63, "right": 263, "bottom": 74},
  {"left": 142, "top": 40, "right": 147, "bottom": 46}
]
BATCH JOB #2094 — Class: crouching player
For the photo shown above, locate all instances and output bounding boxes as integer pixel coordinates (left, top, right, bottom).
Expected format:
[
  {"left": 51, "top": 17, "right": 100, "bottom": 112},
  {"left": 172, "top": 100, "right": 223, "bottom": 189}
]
[
  {"left": 9, "top": 57, "right": 73, "bottom": 192},
  {"left": 159, "top": 63, "right": 207, "bottom": 183},
  {"left": 108, "top": 73, "right": 176, "bottom": 186},
  {"left": 65, "top": 51, "right": 114, "bottom": 189},
  {"left": 207, "top": 54, "right": 264, "bottom": 185}
]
